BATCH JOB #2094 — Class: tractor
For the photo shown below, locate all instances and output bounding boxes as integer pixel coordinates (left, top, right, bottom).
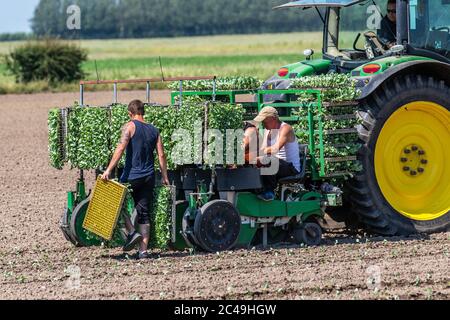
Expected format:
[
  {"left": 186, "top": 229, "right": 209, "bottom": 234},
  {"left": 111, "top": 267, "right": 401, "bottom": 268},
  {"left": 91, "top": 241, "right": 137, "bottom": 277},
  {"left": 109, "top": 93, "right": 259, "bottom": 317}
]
[{"left": 260, "top": 0, "right": 450, "bottom": 236}]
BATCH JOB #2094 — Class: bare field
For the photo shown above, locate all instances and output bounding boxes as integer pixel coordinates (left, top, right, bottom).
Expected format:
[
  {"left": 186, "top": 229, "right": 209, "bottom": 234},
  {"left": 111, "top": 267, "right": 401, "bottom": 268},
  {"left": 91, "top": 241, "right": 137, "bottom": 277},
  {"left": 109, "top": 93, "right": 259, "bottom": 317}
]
[{"left": 0, "top": 91, "right": 449, "bottom": 300}]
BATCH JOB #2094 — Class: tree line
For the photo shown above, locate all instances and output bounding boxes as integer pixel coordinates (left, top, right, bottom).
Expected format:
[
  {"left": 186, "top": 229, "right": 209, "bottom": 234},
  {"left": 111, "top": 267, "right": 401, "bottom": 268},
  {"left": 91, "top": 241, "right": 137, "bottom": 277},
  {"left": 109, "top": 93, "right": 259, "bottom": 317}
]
[{"left": 30, "top": 0, "right": 325, "bottom": 39}]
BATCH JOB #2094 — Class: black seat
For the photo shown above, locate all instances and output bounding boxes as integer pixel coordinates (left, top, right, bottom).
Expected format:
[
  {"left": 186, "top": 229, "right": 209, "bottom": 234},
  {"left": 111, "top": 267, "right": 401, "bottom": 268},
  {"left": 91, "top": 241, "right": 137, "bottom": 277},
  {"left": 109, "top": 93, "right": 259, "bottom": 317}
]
[{"left": 278, "top": 144, "right": 308, "bottom": 185}]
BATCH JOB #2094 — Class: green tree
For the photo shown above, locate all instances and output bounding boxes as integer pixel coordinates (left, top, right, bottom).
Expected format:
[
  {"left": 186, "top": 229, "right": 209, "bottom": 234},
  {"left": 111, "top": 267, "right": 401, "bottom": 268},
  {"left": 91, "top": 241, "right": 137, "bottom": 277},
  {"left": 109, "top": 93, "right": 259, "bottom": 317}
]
[{"left": 31, "top": 0, "right": 323, "bottom": 39}]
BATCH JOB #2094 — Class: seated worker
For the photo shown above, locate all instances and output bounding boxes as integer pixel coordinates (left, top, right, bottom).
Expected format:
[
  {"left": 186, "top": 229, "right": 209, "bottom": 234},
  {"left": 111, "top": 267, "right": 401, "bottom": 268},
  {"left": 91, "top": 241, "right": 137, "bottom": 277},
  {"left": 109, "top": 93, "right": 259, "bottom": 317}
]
[
  {"left": 243, "top": 120, "right": 261, "bottom": 165},
  {"left": 378, "top": 0, "right": 397, "bottom": 48},
  {"left": 254, "top": 107, "right": 301, "bottom": 201}
]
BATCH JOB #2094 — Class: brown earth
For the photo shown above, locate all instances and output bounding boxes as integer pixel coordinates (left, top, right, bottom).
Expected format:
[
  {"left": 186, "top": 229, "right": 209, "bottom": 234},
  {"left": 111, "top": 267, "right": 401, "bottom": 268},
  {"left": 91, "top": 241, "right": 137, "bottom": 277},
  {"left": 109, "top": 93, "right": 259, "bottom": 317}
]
[{"left": 0, "top": 91, "right": 448, "bottom": 300}]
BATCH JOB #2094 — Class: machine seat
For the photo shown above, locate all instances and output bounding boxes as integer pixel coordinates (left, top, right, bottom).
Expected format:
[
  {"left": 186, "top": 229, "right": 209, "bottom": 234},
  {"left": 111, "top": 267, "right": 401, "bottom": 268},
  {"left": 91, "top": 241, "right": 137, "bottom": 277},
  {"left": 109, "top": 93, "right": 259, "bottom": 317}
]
[
  {"left": 278, "top": 173, "right": 305, "bottom": 185},
  {"left": 278, "top": 144, "right": 308, "bottom": 185}
]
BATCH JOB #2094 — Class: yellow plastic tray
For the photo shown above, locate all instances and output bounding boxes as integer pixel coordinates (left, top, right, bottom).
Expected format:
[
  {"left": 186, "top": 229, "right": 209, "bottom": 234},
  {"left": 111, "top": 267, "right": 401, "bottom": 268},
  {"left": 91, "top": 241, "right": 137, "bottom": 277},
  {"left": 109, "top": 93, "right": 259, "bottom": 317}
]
[{"left": 83, "top": 177, "right": 127, "bottom": 241}]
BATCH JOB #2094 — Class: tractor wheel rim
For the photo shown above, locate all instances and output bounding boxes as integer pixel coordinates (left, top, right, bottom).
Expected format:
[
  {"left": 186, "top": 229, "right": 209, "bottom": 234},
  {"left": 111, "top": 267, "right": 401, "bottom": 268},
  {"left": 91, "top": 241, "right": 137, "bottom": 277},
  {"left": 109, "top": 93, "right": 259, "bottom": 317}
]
[{"left": 375, "top": 101, "right": 450, "bottom": 221}]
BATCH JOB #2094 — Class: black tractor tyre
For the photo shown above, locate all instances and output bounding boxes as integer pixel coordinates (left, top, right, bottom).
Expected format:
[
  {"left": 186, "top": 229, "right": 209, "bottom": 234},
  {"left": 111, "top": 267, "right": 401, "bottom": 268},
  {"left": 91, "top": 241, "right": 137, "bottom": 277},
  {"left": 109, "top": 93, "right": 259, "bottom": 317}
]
[{"left": 350, "top": 74, "right": 450, "bottom": 236}]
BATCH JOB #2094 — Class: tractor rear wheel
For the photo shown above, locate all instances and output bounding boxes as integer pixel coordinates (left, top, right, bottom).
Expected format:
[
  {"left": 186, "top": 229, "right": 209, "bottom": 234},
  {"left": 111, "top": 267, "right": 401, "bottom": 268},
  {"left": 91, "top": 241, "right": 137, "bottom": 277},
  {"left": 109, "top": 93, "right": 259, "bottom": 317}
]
[{"left": 350, "top": 75, "right": 450, "bottom": 235}]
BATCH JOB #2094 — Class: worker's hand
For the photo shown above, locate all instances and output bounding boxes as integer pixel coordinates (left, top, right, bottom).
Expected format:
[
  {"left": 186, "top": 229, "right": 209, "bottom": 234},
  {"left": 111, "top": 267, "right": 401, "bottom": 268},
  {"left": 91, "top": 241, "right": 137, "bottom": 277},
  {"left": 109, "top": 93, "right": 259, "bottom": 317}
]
[
  {"left": 263, "top": 147, "right": 274, "bottom": 157},
  {"left": 101, "top": 170, "right": 111, "bottom": 181},
  {"left": 162, "top": 176, "right": 170, "bottom": 186}
]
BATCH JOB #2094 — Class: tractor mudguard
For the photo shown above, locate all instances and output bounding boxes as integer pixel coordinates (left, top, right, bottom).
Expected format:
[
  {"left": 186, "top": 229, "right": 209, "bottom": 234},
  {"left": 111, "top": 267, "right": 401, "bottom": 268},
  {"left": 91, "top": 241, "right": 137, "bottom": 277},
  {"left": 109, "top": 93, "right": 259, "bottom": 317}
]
[
  {"left": 359, "top": 60, "right": 450, "bottom": 99},
  {"left": 260, "top": 59, "right": 331, "bottom": 103}
]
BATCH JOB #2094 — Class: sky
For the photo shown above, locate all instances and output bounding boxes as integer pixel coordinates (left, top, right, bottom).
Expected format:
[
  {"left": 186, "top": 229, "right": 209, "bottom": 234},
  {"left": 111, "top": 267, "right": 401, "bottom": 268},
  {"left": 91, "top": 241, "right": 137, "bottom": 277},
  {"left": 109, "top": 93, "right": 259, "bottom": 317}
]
[{"left": 0, "top": 0, "right": 40, "bottom": 33}]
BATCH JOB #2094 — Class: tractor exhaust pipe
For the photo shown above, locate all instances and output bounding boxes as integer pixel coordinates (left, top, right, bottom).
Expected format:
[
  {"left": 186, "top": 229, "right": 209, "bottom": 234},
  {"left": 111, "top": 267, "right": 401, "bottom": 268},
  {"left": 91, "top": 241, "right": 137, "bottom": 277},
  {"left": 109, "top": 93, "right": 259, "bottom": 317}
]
[{"left": 397, "top": 0, "right": 408, "bottom": 46}]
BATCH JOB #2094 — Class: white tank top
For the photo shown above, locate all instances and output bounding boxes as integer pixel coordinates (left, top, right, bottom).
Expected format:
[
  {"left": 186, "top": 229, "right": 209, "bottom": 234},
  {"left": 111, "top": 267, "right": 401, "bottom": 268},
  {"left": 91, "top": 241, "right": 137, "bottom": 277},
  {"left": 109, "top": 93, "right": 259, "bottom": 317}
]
[{"left": 264, "top": 123, "right": 301, "bottom": 172}]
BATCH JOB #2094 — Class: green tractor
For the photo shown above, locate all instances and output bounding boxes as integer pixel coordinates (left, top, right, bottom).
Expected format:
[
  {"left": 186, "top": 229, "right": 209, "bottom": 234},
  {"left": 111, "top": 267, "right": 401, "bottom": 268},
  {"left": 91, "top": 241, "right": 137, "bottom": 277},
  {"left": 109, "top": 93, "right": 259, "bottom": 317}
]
[{"left": 261, "top": 0, "right": 450, "bottom": 236}]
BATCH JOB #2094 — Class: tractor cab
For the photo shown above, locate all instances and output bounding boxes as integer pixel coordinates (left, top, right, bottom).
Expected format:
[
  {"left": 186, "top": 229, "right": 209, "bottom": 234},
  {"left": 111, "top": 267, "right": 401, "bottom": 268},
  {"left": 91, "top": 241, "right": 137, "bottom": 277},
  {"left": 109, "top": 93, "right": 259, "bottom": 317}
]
[
  {"left": 264, "top": 0, "right": 450, "bottom": 94},
  {"left": 407, "top": 0, "right": 450, "bottom": 61},
  {"left": 271, "top": 0, "right": 395, "bottom": 77}
]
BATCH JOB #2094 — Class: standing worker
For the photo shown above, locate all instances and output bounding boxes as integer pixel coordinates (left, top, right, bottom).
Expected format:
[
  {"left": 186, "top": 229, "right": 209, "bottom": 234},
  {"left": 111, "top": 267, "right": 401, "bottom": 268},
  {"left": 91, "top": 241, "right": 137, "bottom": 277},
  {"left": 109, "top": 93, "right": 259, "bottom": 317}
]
[{"left": 102, "top": 99, "right": 170, "bottom": 260}]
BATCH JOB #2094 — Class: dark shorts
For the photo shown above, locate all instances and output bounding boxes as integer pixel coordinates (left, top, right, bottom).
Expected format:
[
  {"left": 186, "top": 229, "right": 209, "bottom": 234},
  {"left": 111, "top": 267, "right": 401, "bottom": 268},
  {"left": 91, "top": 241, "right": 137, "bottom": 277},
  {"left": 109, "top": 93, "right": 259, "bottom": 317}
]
[
  {"left": 129, "top": 175, "right": 155, "bottom": 225},
  {"left": 261, "top": 159, "right": 299, "bottom": 192}
]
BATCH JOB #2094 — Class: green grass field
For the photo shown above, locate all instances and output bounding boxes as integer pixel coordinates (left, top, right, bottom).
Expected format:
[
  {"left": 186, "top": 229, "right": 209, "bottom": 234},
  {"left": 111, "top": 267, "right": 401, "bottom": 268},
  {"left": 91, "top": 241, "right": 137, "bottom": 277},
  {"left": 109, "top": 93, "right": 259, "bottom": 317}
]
[{"left": 0, "top": 32, "right": 358, "bottom": 94}]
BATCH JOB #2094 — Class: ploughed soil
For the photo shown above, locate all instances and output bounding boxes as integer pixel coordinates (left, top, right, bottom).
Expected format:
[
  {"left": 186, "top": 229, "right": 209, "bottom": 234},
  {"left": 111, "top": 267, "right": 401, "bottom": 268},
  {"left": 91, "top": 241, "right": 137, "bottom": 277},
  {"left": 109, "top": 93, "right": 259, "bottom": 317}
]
[{"left": 0, "top": 91, "right": 448, "bottom": 300}]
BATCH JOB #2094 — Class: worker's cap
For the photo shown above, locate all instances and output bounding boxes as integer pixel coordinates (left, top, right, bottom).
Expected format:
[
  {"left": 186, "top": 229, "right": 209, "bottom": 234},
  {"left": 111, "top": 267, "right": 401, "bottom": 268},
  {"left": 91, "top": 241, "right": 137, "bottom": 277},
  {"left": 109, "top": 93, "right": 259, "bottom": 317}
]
[{"left": 253, "top": 107, "right": 279, "bottom": 123}]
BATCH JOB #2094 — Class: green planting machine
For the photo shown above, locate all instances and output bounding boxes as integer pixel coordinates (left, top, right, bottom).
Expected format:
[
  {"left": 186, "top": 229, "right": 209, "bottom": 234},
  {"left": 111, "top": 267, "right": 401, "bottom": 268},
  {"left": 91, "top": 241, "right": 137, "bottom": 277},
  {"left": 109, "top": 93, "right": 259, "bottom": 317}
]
[{"left": 53, "top": 0, "right": 449, "bottom": 253}]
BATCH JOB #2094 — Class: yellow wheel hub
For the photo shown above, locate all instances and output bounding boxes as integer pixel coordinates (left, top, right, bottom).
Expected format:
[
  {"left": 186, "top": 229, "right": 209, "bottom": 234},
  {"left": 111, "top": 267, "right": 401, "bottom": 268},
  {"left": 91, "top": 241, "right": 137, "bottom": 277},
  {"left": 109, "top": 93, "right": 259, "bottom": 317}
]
[{"left": 375, "top": 101, "right": 450, "bottom": 221}]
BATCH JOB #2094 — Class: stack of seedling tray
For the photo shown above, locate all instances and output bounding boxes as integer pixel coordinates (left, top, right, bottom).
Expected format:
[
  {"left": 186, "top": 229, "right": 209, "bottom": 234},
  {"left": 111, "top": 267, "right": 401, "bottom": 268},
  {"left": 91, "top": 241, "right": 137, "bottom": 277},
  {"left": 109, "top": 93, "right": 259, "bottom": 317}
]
[{"left": 290, "top": 74, "right": 363, "bottom": 179}]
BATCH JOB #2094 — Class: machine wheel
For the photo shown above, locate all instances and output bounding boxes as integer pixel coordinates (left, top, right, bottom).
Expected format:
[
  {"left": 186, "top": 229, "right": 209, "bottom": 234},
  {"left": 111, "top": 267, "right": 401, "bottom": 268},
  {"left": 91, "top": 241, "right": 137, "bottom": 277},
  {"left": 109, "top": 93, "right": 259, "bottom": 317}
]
[
  {"left": 193, "top": 200, "right": 241, "bottom": 253},
  {"left": 60, "top": 208, "right": 78, "bottom": 245},
  {"left": 350, "top": 75, "right": 450, "bottom": 235},
  {"left": 293, "top": 223, "right": 323, "bottom": 246},
  {"left": 182, "top": 209, "right": 202, "bottom": 250},
  {"left": 69, "top": 199, "right": 102, "bottom": 247}
]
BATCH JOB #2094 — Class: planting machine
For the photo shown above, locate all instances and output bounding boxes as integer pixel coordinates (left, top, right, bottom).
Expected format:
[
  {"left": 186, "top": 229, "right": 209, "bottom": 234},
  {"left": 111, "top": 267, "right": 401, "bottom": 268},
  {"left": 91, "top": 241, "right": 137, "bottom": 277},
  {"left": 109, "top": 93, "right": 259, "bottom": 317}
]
[{"left": 59, "top": 0, "right": 449, "bottom": 252}]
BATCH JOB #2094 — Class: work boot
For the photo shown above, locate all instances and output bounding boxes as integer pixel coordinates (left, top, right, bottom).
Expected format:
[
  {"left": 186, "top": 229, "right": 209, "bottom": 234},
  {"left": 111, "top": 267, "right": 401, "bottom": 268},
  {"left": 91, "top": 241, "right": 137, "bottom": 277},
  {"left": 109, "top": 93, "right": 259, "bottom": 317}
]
[
  {"left": 138, "top": 251, "right": 150, "bottom": 260},
  {"left": 123, "top": 231, "right": 143, "bottom": 252}
]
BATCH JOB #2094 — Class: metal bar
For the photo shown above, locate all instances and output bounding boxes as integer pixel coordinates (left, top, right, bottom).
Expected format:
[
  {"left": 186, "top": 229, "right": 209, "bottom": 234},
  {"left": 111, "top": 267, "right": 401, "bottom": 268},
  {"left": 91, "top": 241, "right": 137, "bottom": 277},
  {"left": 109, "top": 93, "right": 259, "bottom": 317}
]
[
  {"left": 203, "top": 102, "right": 208, "bottom": 166},
  {"left": 146, "top": 81, "right": 150, "bottom": 103},
  {"left": 170, "top": 90, "right": 255, "bottom": 96},
  {"left": 307, "top": 101, "right": 318, "bottom": 180},
  {"left": 79, "top": 84, "right": 84, "bottom": 106},
  {"left": 230, "top": 92, "right": 236, "bottom": 104},
  {"left": 317, "top": 92, "right": 326, "bottom": 178},
  {"left": 258, "top": 89, "right": 323, "bottom": 95},
  {"left": 323, "top": 101, "right": 359, "bottom": 107},
  {"left": 257, "top": 92, "right": 263, "bottom": 112},
  {"left": 179, "top": 80, "right": 183, "bottom": 107},
  {"left": 113, "top": 83, "right": 118, "bottom": 104},
  {"left": 167, "top": 76, "right": 215, "bottom": 82},
  {"left": 325, "top": 128, "right": 358, "bottom": 135},
  {"left": 79, "top": 76, "right": 215, "bottom": 86},
  {"left": 61, "top": 108, "right": 68, "bottom": 160},
  {"left": 171, "top": 186, "right": 177, "bottom": 244},
  {"left": 263, "top": 224, "right": 268, "bottom": 248},
  {"left": 212, "top": 78, "right": 216, "bottom": 102},
  {"left": 325, "top": 156, "right": 358, "bottom": 162},
  {"left": 260, "top": 102, "right": 317, "bottom": 108}
]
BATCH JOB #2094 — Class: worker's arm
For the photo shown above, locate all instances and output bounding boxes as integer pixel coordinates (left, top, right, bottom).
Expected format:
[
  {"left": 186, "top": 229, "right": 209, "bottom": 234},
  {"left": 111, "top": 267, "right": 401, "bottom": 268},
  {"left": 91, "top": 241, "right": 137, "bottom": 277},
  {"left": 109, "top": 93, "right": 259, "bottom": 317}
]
[
  {"left": 157, "top": 134, "right": 170, "bottom": 186},
  {"left": 101, "top": 122, "right": 133, "bottom": 181},
  {"left": 263, "top": 125, "right": 292, "bottom": 155}
]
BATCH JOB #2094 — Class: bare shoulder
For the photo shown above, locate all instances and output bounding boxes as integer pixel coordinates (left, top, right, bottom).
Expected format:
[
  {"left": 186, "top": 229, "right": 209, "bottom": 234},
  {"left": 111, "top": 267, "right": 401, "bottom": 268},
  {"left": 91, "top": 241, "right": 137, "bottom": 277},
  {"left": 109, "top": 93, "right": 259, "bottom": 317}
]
[
  {"left": 124, "top": 121, "right": 136, "bottom": 134},
  {"left": 281, "top": 123, "right": 296, "bottom": 141},
  {"left": 119, "top": 121, "right": 135, "bottom": 145},
  {"left": 123, "top": 121, "right": 135, "bottom": 129},
  {"left": 245, "top": 126, "right": 258, "bottom": 136},
  {"left": 281, "top": 123, "right": 294, "bottom": 133}
]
